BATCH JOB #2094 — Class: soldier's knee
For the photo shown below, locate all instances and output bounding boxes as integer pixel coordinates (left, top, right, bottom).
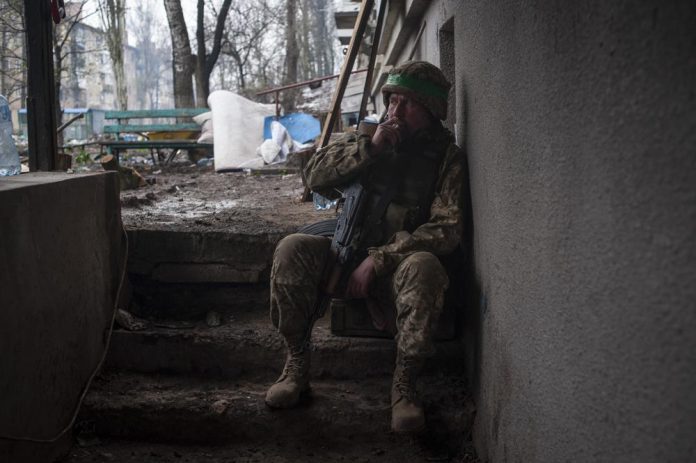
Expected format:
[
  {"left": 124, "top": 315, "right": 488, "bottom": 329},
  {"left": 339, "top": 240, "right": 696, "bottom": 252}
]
[
  {"left": 272, "top": 233, "right": 330, "bottom": 284},
  {"left": 398, "top": 252, "right": 448, "bottom": 288},
  {"left": 275, "top": 233, "right": 330, "bottom": 258},
  {"left": 274, "top": 234, "right": 305, "bottom": 263}
]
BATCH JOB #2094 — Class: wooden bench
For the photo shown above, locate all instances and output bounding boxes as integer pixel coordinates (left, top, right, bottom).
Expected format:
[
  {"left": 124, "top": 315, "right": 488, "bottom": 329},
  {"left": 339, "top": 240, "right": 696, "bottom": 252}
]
[{"left": 100, "top": 108, "right": 213, "bottom": 164}]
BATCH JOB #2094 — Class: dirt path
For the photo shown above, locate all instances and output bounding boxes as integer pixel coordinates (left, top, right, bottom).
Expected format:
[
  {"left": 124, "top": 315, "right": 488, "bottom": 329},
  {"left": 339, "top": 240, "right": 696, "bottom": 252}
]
[{"left": 119, "top": 165, "right": 328, "bottom": 234}]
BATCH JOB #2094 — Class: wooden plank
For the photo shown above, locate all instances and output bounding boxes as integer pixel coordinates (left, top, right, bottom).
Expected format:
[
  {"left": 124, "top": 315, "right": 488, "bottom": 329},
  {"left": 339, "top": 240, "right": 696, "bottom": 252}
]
[
  {"left": 104, "top": 108, "right": 208, "bottom": 119},
  {"left": 103, "top": 123, "right": 201, "bottom": 133},
  {"left": 359, "top": 0, "right": 388, "bottom": 121},
  {"left": 24, "top": 0, "right": 58, "bottom": 171},
  {"left": 318, "top": 0, "right": 375, "bottom": 149}
]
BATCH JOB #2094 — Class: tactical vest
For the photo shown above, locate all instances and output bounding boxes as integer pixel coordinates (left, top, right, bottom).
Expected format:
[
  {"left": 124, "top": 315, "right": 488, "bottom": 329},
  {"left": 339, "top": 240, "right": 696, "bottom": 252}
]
[{"left": 358, "top": 133, "right": 451, "bottom": 250}]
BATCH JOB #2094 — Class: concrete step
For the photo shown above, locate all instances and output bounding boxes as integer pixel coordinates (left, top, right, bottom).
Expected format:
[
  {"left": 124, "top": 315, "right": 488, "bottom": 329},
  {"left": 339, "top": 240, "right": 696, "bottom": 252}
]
[
  {"left": 77, "top": 371, "right": 474, "bottom": 450},
  {"left": 105, "top": 306, "right": 467, "bottom": 380},
  {"left": 129, "top": 278, "right": 269, "bottom": 320},
  {"left": 127, "top": 228, "right": 281, "bottom": 285},
  {"left": 65, "top": 434, "right": 480, "bottom": 463}
]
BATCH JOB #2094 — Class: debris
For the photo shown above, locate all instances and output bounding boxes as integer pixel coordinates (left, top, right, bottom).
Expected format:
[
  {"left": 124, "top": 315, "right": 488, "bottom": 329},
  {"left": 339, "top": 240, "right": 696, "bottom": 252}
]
[
  {"left": 153, "top": 320, "right": 196, "bottom": 329},
  {"left": 206, "top": 311, "right": 222, "bottom": 327},
  {"left": 197, "top": 157, "right": 214, "bottom": 167},
  {"left": 100, "top": 154, "right": 147, "bottom": 190},
  {"left": 210, "top": 399, "right": 229, "bottom": 414},
  {"left": 74, "top": 420, "right": 100, "bottom": 448},
  {"left": 115, "top": 309, "right": 149, "bottom": 331}
]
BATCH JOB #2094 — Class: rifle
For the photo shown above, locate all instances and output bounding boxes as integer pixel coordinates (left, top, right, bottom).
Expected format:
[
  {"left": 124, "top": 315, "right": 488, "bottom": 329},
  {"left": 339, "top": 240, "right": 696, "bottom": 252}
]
[{"left": 302, "top": 182, "right": 369, "bottom": 348}]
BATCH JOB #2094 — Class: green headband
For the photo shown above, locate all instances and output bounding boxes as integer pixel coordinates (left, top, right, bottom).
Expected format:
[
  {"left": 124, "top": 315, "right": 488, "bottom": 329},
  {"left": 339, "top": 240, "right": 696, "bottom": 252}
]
[{"left": 385, "top": 73, "right": 448, "bottom": 100}]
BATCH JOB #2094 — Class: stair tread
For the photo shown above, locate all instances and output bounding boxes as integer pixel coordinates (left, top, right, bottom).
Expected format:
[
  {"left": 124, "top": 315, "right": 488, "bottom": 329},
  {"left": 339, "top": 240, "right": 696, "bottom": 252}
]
[
  {"left": 106, "top": 306, "right": 466, "bottom": 379},
  {"left": 79, "top": 371, "right": 474, "bottom": 446}
]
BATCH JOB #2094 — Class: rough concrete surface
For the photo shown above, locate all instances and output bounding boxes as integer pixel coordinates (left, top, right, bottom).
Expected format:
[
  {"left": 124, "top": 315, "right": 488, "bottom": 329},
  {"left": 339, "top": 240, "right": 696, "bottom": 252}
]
[
  {"left": 449, "top": 1, "right": 696, "bottom": 461},
  {"left": 66, "top": 436, "right": 480, "bottom": 463},
  {"left": 70, "top": 371, "right": 475, "bottom": 462},
  {"left": 104, "top": 305, "right": 467, "bottom": 380},
  {"left": 0, "top": 172, "right": 121, "bottom": 458}
]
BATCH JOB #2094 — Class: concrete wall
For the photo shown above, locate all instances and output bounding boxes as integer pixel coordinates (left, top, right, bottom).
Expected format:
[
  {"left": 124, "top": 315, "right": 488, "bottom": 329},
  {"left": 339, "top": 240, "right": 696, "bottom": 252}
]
[
  {"left": 450, "top": 1, "right": 696, "bottom": 461},
  {"left": 0, "top": 172, "right": 122, "bottom": 461}
]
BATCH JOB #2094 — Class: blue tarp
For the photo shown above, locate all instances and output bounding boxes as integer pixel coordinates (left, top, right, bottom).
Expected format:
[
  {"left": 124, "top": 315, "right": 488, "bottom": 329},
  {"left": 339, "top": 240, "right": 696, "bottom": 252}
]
[{"left": 263, "top": 113, "right": 321, "bottom": 144}]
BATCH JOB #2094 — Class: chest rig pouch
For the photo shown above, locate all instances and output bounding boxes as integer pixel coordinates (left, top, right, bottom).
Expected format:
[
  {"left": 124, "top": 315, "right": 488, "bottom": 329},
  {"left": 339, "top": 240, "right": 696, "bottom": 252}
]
[{"left": 358, "top": 141, "right": 446, "bottom": 251}]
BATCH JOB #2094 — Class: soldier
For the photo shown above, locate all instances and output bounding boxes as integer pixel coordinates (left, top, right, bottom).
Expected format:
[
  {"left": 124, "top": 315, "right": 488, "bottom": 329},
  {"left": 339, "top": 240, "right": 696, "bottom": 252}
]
[{"left": 265, "top": 61, "right": 464, "bottom": 433}]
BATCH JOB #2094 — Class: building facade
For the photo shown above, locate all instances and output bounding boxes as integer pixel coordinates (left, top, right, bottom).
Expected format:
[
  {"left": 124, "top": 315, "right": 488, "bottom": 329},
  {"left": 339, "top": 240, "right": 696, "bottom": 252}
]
[{"left": 366, "top": 1, "right": 695, "bottom": 461}]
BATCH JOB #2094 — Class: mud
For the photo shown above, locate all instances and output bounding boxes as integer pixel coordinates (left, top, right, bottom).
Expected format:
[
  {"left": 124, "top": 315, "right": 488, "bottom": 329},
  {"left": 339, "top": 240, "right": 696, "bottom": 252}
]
[{"left": 118, "top": 165, "right": 328, "bottom": 234}]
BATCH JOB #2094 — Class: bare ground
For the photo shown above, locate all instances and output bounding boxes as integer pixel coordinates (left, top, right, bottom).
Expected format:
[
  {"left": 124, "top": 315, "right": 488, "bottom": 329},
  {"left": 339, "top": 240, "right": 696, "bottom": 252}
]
[{"left": 118, "top": 164, "right": 328, "bottom": 234}]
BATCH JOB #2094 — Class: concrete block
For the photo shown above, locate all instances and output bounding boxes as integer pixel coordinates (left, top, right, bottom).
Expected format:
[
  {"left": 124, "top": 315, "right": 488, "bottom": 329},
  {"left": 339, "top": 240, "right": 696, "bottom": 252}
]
[{"left": 0, "top": 172, "right": 121, "bottom": 451}]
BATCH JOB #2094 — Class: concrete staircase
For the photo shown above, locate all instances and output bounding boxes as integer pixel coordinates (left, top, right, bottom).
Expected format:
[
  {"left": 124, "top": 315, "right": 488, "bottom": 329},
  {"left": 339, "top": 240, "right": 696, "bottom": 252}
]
[{"left": 66, "top": 191, "right": 476, "bottom": 462}]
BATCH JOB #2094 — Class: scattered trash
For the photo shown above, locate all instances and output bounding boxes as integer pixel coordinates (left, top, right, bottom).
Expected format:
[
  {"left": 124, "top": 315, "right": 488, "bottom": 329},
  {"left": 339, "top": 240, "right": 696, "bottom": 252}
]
[
  {"left": 115, "top": 308, "right": 149, "bottom": 331},
  {"left": 313, "top": 192, "right": 337, "bottom": 211},
  {"left": 263, "top": 112, "right": 321, "bottom": 144},
  {"left": 210, "top": 399, "right": 229, "bottom": 414},
  {"left": 206, "top": 311, "right": 222, "bottom": 327},
  {"left": 0, "top": 95, "right": 20, "bottom": 176},
  {"left": 193, "top": 111, "right": 214, "bottom": 144},
  {"left": 74, "top": 420, "right": 100, "bottom": 448},
  {"left": 197, "top": 157, "right": 214, "bottom": 167},
  {"left": 258, "top": 139, "right": 283, "bottom": 164},
  {"left": 153, "top": 320, "right": 196, "bottom": 329},
  {"left": 100, "top": 154, "right": 147, "bottom": 190}
]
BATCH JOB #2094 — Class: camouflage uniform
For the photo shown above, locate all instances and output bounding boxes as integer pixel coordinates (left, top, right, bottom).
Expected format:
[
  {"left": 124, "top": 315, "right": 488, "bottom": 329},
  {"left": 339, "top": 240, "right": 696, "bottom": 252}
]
[
  {"left": 271, "top": 123, "right": 464, "bottom": 360},
  {"left": 267, "top": 62, "right": 463, "bottom": 430}
]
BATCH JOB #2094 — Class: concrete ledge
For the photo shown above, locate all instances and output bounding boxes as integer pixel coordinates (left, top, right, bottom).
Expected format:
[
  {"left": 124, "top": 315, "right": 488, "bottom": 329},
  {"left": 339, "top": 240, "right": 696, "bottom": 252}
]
[
  {"left": 0, "top": 172, "right": 121, "bottom": 443},
  {"left": 126, "top": 229, "right": 282, "bottom": 284}
]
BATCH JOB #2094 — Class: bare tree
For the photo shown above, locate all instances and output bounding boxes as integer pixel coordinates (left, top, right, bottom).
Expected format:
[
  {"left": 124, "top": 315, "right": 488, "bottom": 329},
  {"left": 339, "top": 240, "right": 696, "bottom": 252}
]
[
  {"left": 282, "top": 0, "right": 299, "bottom": 112},
  {"left": 163, "top": 0, "right": 194, "bottom": 108},
  {"left": 194, "top": 0, "right": 233, "bottom": 106},
  {"left": 164, "top": 0, "right": 236, "bottom": 108},
  {"left": 312, "top": 0, "right": 334, "bottom": 76},
  {"left": 98, "top": 0, "right": 127, "bottom": 110},
  {"left": 0, "top": 0, "right": 26, "bottom": 105},
  {"left": 130, "top": 1, "right": 170, "bottom": 109},
  {"left": 219, "top": 0, "right": 276, "bottom": 92}
]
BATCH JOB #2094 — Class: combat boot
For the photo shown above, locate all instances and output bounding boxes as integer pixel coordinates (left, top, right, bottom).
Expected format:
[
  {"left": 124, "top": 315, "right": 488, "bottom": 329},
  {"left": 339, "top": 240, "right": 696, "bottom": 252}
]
[
  {"left": 265, "top": 342, "right": 310, "bottom": 408},
  {"left": 390, "top": 353, "right": 425, "bottom": 433}
]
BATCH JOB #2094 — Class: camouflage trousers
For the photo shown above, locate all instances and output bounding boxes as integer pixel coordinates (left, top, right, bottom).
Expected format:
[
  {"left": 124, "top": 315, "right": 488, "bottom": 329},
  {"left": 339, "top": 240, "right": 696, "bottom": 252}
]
[{"left": 270, "top": 233, "right": 448, "bottom": 359}]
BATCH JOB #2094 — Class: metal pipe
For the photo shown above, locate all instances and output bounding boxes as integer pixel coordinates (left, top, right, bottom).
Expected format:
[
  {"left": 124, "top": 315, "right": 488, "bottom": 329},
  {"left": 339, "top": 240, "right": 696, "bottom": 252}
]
[{"left": 256, "top": 69, "right": 368, "bottom": 97}]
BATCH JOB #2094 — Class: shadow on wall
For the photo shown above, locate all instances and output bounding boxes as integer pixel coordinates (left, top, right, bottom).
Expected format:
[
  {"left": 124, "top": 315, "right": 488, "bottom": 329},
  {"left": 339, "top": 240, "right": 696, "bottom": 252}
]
[{"left": 453, "top": 67, "right": 484, "bottom": 399}]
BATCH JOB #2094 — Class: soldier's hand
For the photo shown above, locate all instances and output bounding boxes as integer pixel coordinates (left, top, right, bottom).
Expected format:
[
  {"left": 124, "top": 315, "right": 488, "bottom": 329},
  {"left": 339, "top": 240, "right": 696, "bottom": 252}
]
[
  {"left": 370, "top": 117, "right": 404, "bottom": 156},
  {"left": 345, "top": 256, "right": 377, "bottom": 299}
]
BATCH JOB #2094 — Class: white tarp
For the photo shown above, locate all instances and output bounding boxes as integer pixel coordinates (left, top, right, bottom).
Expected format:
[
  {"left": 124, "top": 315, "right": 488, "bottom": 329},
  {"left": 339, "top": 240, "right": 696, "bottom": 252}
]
[
  {"left": 208, "top": 90, "right": 276, "bottom": 171},
  {"left": 193, "top": 111, "right": 214, "bottom": 144}
]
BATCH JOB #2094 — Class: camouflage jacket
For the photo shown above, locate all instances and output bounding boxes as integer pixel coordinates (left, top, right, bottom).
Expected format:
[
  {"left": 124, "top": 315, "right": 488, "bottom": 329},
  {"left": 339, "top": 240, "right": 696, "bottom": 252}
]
[{"left": 304, "top": 124, "right": 464, "bottom": 278}]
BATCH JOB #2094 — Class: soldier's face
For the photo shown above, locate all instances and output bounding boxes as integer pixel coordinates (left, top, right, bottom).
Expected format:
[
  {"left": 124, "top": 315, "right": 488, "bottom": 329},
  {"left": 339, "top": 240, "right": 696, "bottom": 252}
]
[{"left": 386, "top": 93, "right": 433, "bottom": 135}]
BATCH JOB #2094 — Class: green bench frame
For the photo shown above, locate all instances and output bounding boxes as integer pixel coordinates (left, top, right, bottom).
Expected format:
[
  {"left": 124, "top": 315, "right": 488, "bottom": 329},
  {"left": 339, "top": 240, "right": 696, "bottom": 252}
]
[{"left": 100, "top": 108, "right": 213, "bottom": 164}]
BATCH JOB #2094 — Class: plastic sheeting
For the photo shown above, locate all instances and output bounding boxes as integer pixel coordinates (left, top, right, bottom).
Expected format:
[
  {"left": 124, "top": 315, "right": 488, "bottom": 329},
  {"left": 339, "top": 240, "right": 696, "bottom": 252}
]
[
  {"left": 263, "top": 113, "right": 321, "bottom": 144},
  {"left": 208, "top": 91, "right": 276, "bottom": 171}
]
